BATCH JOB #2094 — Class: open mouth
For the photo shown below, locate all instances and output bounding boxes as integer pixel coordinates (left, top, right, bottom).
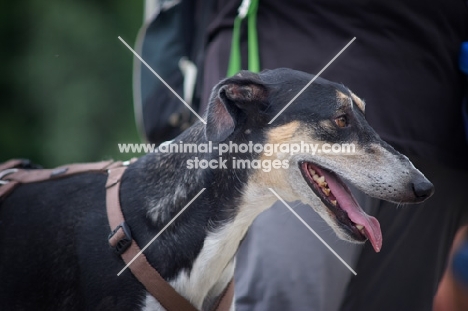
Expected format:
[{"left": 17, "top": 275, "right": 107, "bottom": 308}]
[{"left": 300, "top": 162, "right": 382, "bottom": 252}]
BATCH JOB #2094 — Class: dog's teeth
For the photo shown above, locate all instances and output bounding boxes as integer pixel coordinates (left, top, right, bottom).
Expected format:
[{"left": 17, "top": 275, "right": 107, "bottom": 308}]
[
  {"left": 317, "top": 176, "right": 327, "bottom": 187},
  {"left": 331, "top": 200, "right": 337, "bottom": 206},
  {"left": 356, "top": 225, "right": 364, "bottom": 230},
  {"left": 313, "top": 174, "right": 319, "bottom": 181},
  {"left": 309, "top": 168, "right": 315, "bottom": 175},
  {"left": 321, "top": 187, "right": 330, "bottom": 196}
]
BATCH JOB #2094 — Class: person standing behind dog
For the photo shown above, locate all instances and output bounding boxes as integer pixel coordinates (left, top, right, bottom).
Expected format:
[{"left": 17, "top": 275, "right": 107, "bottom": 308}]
[{"left": 200, "top": 1, "right": 468, "bottom": 311}]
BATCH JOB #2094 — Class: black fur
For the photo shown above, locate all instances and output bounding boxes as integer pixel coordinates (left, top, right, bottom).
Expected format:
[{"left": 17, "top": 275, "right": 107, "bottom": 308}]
[{"left": 0, "top": 68, "right": 401, "bottom": 310}]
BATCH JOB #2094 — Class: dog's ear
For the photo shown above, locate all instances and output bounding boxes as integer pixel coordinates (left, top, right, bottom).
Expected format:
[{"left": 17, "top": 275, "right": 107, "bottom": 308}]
[{"left": 205, "top": 72, "right": 268, "bottom": 142}]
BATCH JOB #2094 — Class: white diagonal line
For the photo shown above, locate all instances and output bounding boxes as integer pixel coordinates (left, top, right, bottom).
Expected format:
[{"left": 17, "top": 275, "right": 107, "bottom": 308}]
[
  {"left": 268, "top": 37, "right": 356, "bottom": 124},
  {"left": 117, "top": 188, "right": 206, "bottom": 276},
  {"left": 118, "top": 36, "right": 207, "bottom": 125},
  {"left": 268, "top": 188, "right": 357, "bottom": 275}
]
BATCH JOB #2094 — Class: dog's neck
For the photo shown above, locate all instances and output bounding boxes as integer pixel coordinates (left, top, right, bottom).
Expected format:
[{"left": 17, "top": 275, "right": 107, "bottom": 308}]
[
  {"left": 130, "top": 122, "right": 275, "bottom": 309},
  {"left": 168, "top": 184, "right": 273, "bottom": 310},
  {"left": 143, "top": 122, "right": 256, "bottom": 224}
]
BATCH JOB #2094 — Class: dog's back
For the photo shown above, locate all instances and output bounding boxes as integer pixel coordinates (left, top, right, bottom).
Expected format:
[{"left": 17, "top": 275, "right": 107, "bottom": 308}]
[
  {"left": 0, "top": 68, "right": 435, "bottom": 311},
  {"left": 0, "top": 173, "right": 146, "bottom": 310}
]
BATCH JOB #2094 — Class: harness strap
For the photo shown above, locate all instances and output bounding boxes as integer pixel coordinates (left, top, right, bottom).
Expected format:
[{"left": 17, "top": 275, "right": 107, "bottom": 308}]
[
  {"left": 0, "top": 160, "right": 117, "bottom": 199},
  {"left": 106, "top": 167, "right": 234, "bottom": 311},
  {"left": 10, "top": 160, "right": 116, "bottom": 183},
  {"left": 106, "top": 167, "right": 199, "bottom": 311},
  {"left": 212, "top": 279, "right": 235, "bottom": 311},
  {"left": 0, "top": 159, "right": 24, "bottom": 172},
  {"left": 0, "top": 159, "right": 234, "bottom": 310}
]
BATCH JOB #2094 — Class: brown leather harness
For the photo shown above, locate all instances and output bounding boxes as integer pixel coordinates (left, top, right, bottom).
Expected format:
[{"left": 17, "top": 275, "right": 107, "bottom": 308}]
[{"left": 0, "top": 159, "right": 234, "bottom": 311}]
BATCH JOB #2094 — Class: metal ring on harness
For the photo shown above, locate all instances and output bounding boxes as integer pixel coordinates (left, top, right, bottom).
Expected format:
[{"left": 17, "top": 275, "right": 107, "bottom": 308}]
[{"left": 0, "top": 169, "right": 19, "bottom": 185}]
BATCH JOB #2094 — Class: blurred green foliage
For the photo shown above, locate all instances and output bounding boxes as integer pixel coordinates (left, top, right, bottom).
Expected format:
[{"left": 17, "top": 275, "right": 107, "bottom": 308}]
[{"left": 0, "top": 0, "right": 144, "bottom": 166}]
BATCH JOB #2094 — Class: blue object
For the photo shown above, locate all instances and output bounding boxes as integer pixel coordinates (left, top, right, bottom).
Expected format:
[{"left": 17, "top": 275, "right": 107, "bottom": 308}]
[
  {"left": 461, "top": 42, "right": 468, "bottom": 142},
  {"left": 452, "top": 237, "right": 468, "bottom": 286},
  {"left": 460, "top": 42, "right": 468, "bottom": 74}
]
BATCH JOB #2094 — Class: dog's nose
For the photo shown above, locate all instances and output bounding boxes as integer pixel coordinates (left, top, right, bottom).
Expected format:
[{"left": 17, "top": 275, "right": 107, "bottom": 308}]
[{"left": 412, "top": 179, "right": 434, "bottom": 199}]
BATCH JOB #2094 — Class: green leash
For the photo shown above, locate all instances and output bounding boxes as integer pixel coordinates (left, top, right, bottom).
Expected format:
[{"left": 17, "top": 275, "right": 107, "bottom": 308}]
[{"left": 227, "top": 0, "right": 260, "bottom": 76}]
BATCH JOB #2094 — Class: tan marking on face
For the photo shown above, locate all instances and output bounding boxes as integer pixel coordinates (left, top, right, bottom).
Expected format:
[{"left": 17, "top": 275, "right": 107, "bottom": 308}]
[
  {"left": 266, "top": 121, "right": 300, "bottom": 145},
  {"left": 336, "top": 90, "right": 348, "bottom": 100},
  {"left": 350, "top": 92, "right": 366, "bottom": 112},
  {"left": 336, "top": 90, "right": 354, "bottom": 109},
  {"left": 247, "top": 121, "right": 301, "bottom": 193}
]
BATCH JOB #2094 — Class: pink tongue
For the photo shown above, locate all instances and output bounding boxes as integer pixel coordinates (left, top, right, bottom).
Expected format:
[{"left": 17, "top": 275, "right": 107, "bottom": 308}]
[{"left": 317, "top": 168, "right": 382, "bottom": 252}]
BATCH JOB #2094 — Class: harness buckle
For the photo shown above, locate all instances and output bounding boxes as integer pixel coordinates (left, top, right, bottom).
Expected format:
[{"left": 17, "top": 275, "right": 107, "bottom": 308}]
[
  {"left": 0, "top": 169, "right": 19, "bottom": 185},
  {"left": 108, "top": 222, "right": 132, "bottom": 255}
]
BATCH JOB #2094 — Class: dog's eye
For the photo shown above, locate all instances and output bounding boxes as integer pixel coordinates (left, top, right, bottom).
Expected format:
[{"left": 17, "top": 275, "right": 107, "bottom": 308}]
[{"left": 334, "top": 116, "right": 348, "bottom": 128}]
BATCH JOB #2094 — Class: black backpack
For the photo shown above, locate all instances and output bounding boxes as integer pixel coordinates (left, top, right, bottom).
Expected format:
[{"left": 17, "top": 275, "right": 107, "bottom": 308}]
[{"left": 133, "top": 0, "right": 213, "bottom": 145}]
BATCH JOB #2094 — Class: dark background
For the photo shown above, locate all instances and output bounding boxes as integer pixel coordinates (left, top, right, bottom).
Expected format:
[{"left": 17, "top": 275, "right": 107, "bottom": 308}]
[{"left": 0, "top": 1, "right": 144, "bottom": 166}]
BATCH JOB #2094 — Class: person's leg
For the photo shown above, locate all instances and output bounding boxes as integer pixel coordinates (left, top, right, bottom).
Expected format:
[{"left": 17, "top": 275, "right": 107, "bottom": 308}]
[
  {"left": 234, "top": 202, "right": 363, "bottom": 311},
  {"left": 341, "top": 157, "right": 468, "bottom": 311}
]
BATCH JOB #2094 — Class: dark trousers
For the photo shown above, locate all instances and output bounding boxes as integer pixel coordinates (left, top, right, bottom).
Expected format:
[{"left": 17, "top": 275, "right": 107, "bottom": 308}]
[{"left": 341, "top": 156, "right": 468, "bottom": 311}]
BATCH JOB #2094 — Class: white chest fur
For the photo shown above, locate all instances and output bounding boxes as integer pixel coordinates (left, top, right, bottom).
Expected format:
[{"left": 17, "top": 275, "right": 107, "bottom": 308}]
[{"left": 141, "top": 186, "right": 274, "bottom": 311}]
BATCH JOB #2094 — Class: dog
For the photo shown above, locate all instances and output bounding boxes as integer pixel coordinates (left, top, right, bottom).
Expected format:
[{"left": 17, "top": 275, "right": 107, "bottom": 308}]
[{"left": 0, "top": 68, "right": 434, "bottom": 310}]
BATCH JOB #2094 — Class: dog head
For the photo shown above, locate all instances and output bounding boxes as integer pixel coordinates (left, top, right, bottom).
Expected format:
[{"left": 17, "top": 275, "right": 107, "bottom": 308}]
[{"left": 204, "top": 68, "right": 434, "bottom": 252}]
